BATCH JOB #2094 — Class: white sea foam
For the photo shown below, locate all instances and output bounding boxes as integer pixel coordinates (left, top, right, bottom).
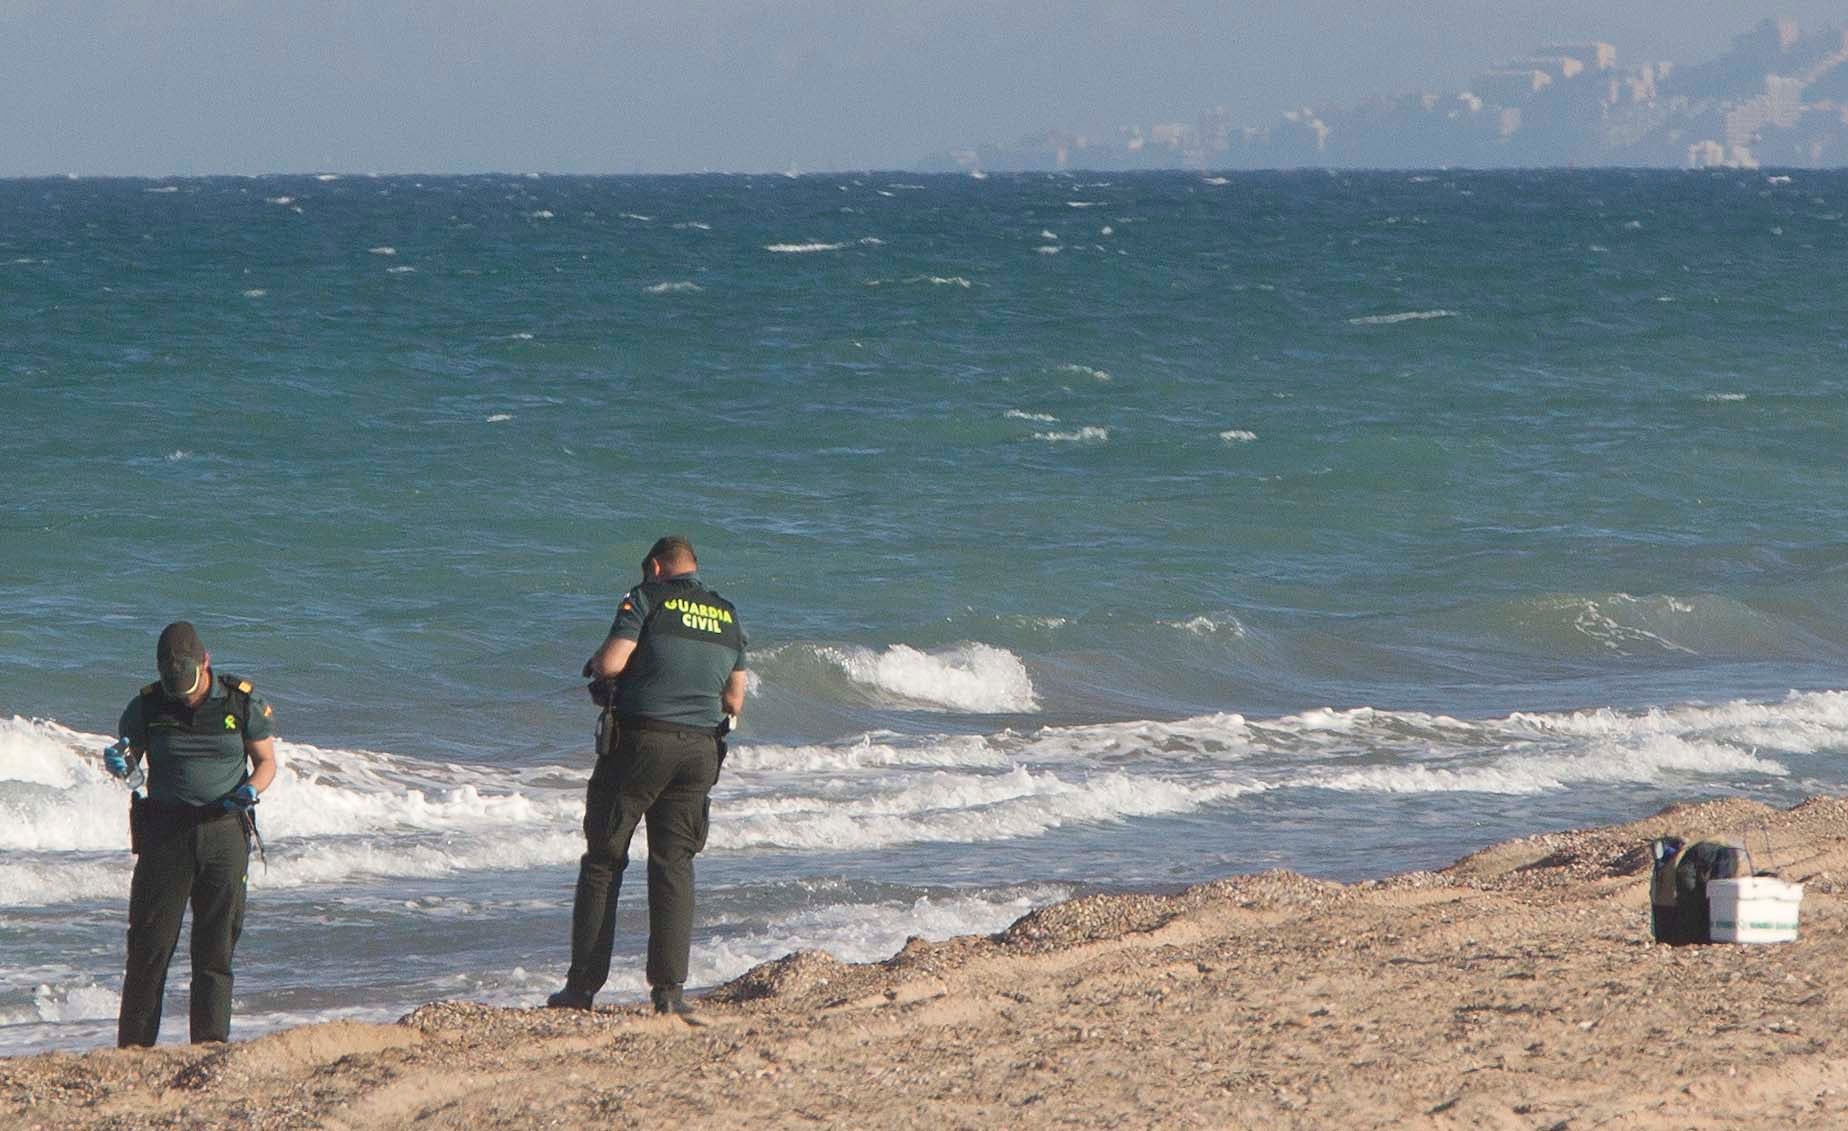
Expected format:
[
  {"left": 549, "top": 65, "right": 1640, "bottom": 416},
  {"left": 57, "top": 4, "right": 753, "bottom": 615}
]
[
  {"left": 619, "top": 212, "right": 653, "bottom": 221},
  {"left": 858, "top": 237, "right": 884, "bottom": 246},
  {"left": 730, "top": 734, "right": 1013, "bottom": 774},
  {"left": 673, "top": 221, "right": 712, "bottom": 230},
  {"left": 1698, "top": 392, "right": 1746, "bottom": 402},
  {"left": 528, "top": 210, "right": 554, "bottom": 219},
  {"left": 1036, "top": 245, "right": 1061, "bottom": 255},
  {"left": 1347, "top": 309, "right": 1458, "bottom": 326},
  {"left": 1040, "top": 229, "right": 1058, "bottom": 240},
  {"left": 144, "top": 186, "right": 178, "bottom": 194},
  {"left": 1162, "top": 615, "right": 1244, "bottom": 637},
  {"left": 815, "top": 643, "right": 1039, "bottom": 713},
  {"left": 1066, "top": 201, "right": 1103, "bottom": 208},
  {"left": 0, "top": 982, "right": 118, "bottom": 1029},
  {"left": 718, "top": 767, "right": 1257, "bottom": 852},
  {"left": 1056, "top": 363, "right": 1110, "bottom": 381},
  {"left": 1202, "top": 176, "right": 1230, "bottom": 185},
  {"left": 242, "top": 289, "right": 267, "bottom": 299},
  {"left": 765, "top": 241, "right": 848, "bottom": 253},
  {"left": 316, "top": 174, "right": 339, "bottom": 182},
  {"left": 1219, "top": 429, "right": 1257, "bottom": 442},
  {"left": 1033, "top": 426, "right": 1109, "bottom": 443},
  {"left": 1005, "top": 409, "right": 1058, "bottom": 423},
  {"left": 644, "top": 281, "right": 704, "bottom": 294},
  {"left": 266, "top": 196, "right": 294, "bottom": 206},
  {"left": 386, "top": 265, "right": 416, "bottom": 274},
  {"left": 368, "top": 246, "right": 397, "bottom": 256},
  {"left": 485, "top": 413, "right": 513, "bottom": 423}
]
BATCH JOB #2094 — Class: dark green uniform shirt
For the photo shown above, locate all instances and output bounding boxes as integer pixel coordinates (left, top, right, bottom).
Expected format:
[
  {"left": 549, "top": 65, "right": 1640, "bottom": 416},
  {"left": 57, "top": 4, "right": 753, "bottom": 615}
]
[
  {"left": 608, "top": 573, "right": 747, "bottom": 729},
  {"left": 117, "top": 675, "right": 274, "bottom": 806}
]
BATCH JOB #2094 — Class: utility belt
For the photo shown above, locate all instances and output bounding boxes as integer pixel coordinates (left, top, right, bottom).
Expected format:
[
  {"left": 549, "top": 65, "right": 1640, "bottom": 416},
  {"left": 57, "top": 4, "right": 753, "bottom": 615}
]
[
  {"left": 617, "top": 714, "right": 726, "bottom": 739},
  {"left": 596, "top": 710, "right": 729, "bottom": 773},
  {"left": 128, "top": 793, "right": 239, "bottom": 855}
]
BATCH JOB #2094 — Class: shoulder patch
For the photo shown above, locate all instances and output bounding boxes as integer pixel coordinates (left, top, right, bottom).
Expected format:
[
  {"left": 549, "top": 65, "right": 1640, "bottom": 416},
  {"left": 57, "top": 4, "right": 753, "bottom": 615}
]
[
  {"left": 262, "top": 702, "right": 273, "bottom": 718},
  {"left": 237, "top": 680, "right": 253, "bottom": 693},
  {"left": 141, "top": 681, "right": 160, "bottom": 697}
]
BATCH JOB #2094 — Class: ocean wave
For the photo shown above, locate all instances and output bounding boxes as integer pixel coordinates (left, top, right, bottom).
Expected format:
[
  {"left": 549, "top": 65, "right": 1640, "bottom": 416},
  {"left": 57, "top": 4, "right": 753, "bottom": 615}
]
[
  {"left": 644, "top": 281, "right": 704, "bottom": 294},
  {"left": 765, "top": 241, "right": 848, "bottom": 253},
  {"left": 815, "top": 642, "right": 1040, "bottom": 713},
  {"left": 1218, "top": 429, "right": 1257, "bottom": 443},
  {"left": 1033, "top": 426, "right": 1109, "bottom": 443},
  {"left": 718, "top": 766, "right": 1258, "bottom": 852},
  {"left": 1347, "top": 309, "right": 1459, "bottom": 326},
  {"left": 1056, "top": 363, "right": 1111, "bottom": 381},
  {"left": 1005, "top": 409, "right": 1058, "bottom": 423}
]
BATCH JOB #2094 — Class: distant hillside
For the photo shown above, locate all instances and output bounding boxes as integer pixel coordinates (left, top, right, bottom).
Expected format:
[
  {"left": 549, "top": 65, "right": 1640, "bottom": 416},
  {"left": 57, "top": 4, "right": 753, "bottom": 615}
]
[{"left": 920, "top": 18, "right": 1848, "bottom": 172}]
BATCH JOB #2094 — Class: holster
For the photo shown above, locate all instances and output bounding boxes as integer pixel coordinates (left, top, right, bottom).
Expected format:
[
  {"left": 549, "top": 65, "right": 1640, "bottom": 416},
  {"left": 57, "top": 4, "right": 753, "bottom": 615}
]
[
  {"left": 594, "top": 706, "right": 618, "bottom": 760},
  {"left": 128, "top": 792, "right": 146, "bottom": 856}
]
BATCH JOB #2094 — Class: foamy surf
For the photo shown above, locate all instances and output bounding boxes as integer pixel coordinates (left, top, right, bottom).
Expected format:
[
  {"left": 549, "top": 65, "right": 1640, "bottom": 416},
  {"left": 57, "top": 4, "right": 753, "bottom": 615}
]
[
  {"left": 1347, "top": 309, "right": 1459, "bottom": 325},
  {"left": 810, "top": 642, "right": 1041, "bottom": 713}
]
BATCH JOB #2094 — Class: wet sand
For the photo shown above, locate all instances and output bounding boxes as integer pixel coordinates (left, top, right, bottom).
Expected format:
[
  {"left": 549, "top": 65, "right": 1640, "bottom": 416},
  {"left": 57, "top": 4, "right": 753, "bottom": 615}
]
[{"left": 7, "top": 795, "right": 1847, "bottom": 1129}]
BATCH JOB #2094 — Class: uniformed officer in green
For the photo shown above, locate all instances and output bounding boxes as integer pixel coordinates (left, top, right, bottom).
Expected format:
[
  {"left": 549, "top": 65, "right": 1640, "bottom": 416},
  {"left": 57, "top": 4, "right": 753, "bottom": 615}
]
[
  {"left": 549, "top": 536, "right": 747, "bottom": 1016},
  {"left": 106, "top": 621, "right": 277, "bottom": 1047}
]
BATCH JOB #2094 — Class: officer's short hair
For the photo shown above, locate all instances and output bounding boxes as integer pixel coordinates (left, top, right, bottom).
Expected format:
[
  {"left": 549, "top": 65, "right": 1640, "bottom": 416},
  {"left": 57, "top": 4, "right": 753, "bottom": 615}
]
[{"left": 645, "top": 535, "right": 697, "bottom": 572}]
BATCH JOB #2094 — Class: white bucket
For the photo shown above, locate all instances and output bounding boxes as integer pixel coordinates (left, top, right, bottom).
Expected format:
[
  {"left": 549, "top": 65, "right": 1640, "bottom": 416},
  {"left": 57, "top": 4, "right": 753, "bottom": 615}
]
[{"left": 1707, "top": 876, "right": 1803, "bottom": 944}]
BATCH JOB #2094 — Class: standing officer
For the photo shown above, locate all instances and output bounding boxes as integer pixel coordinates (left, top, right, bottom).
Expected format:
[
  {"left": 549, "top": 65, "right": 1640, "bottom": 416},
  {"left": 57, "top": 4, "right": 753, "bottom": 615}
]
[
  {"left": 104, "top": 621, "right": 276, "bottom": 1047},
  {"left": 549, "top": 535, "right": 747, "bottom": 1016}
]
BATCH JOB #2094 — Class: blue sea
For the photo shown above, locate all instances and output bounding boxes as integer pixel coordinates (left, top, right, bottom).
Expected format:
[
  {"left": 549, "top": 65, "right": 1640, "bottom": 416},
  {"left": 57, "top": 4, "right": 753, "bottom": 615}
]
[{"left": 3, "top": 169, "right": 1846, "bottom": 1053}]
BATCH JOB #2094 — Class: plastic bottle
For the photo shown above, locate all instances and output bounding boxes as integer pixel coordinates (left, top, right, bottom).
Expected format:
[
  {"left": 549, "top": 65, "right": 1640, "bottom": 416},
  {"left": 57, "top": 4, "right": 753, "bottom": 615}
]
[{"left": 109, "top": 738, "right": 146, "bottom": 791}]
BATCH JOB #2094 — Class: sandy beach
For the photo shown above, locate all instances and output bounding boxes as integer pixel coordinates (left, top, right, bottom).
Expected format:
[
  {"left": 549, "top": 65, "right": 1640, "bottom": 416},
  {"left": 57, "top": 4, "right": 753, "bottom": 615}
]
[{"left": 6, "top": 794, "right": 1847, "bottom": 1129}]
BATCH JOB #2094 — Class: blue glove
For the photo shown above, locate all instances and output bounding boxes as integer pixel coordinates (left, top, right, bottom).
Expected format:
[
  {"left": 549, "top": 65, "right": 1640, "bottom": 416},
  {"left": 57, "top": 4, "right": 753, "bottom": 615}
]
[
  {"left": 221, "top": 784, "right": 260, "bottom": 813},
  {"left": 103, "top": 739, "right": 131, "bottom": 779}
]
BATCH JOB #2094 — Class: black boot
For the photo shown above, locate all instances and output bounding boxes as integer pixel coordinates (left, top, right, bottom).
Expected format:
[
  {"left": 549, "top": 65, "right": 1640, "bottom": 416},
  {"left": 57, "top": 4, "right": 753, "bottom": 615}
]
[
  {"left": 546, "top": 987, "right": 594, "bottom": 1011},
  {"left": 651, "top": 985, "right": 696, "bottom": 1018}
]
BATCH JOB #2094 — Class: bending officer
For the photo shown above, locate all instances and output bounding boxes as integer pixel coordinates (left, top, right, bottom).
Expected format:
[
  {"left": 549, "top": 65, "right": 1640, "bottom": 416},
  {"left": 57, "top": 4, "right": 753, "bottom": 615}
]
[
  {"left": 550, "top": 535, "right": 747, "bottom": 1016},
  {"left": 105, "top": 621, "right": 276, "bottom": 1047}
]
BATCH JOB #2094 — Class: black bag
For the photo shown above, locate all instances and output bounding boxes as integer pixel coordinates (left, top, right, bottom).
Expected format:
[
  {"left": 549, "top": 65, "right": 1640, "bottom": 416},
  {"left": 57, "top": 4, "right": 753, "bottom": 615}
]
[{"left": 1650, "top": 838, "right": 1752, "bottom": 944}]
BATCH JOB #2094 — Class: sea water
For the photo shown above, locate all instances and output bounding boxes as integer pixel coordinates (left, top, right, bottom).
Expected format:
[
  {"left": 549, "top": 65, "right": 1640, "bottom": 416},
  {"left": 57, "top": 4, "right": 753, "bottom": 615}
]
[{"left": 3, "top": 169, "right": 1845, "bottom": 1052}]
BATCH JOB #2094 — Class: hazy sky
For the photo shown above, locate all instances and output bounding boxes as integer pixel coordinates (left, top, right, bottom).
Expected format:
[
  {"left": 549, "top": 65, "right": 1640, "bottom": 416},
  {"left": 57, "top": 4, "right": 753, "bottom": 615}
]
[{"left": 1, "top": 2, "right": 1839, "bottom": 175}]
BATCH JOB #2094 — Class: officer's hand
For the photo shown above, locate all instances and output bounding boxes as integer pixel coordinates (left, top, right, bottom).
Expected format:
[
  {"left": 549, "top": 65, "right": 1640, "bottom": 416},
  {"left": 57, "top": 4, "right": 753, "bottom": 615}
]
[
  {"left": 221, "top": 784, "right": 260, "bottom": 813},
  {"left": 102, "top": 740, "right": 131, "bottom": 779}
]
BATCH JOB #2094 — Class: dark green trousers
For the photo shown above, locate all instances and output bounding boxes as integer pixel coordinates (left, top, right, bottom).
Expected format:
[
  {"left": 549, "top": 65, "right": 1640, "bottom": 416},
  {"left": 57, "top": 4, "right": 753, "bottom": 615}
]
[
  {"left": 566, "top": 724, "right": 716, "bottom": 996},
  {"left": 118, "top": 806, "right": 248, "bottom": 1047}
]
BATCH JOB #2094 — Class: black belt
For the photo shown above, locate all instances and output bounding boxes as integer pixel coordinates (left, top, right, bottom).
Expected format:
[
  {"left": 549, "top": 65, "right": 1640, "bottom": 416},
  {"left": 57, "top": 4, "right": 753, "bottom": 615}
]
[
  {"left": 616, "top": 714, "right": 724, "bottom": 739},
  {"left": 139, "top": 797, "right": 238, "bottom": 824}
]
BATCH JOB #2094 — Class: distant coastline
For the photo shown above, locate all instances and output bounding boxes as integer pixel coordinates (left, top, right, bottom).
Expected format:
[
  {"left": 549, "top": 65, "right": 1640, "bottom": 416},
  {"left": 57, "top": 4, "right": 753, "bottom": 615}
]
[{"left": 921, "top": 17, "right": 1848, "bottom": 173}]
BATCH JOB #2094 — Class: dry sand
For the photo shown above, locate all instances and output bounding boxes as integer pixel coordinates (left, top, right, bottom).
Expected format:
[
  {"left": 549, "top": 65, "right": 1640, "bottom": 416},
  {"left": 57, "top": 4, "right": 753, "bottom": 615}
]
[{"left": 8, "top": 795, "right": 1848, "bottom": 1129}]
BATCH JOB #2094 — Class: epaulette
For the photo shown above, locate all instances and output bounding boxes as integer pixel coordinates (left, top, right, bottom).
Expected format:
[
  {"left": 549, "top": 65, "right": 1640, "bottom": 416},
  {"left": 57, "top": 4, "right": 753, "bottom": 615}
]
[{"left": 236, "top": 679, "right": 253, "bottom": 693}]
